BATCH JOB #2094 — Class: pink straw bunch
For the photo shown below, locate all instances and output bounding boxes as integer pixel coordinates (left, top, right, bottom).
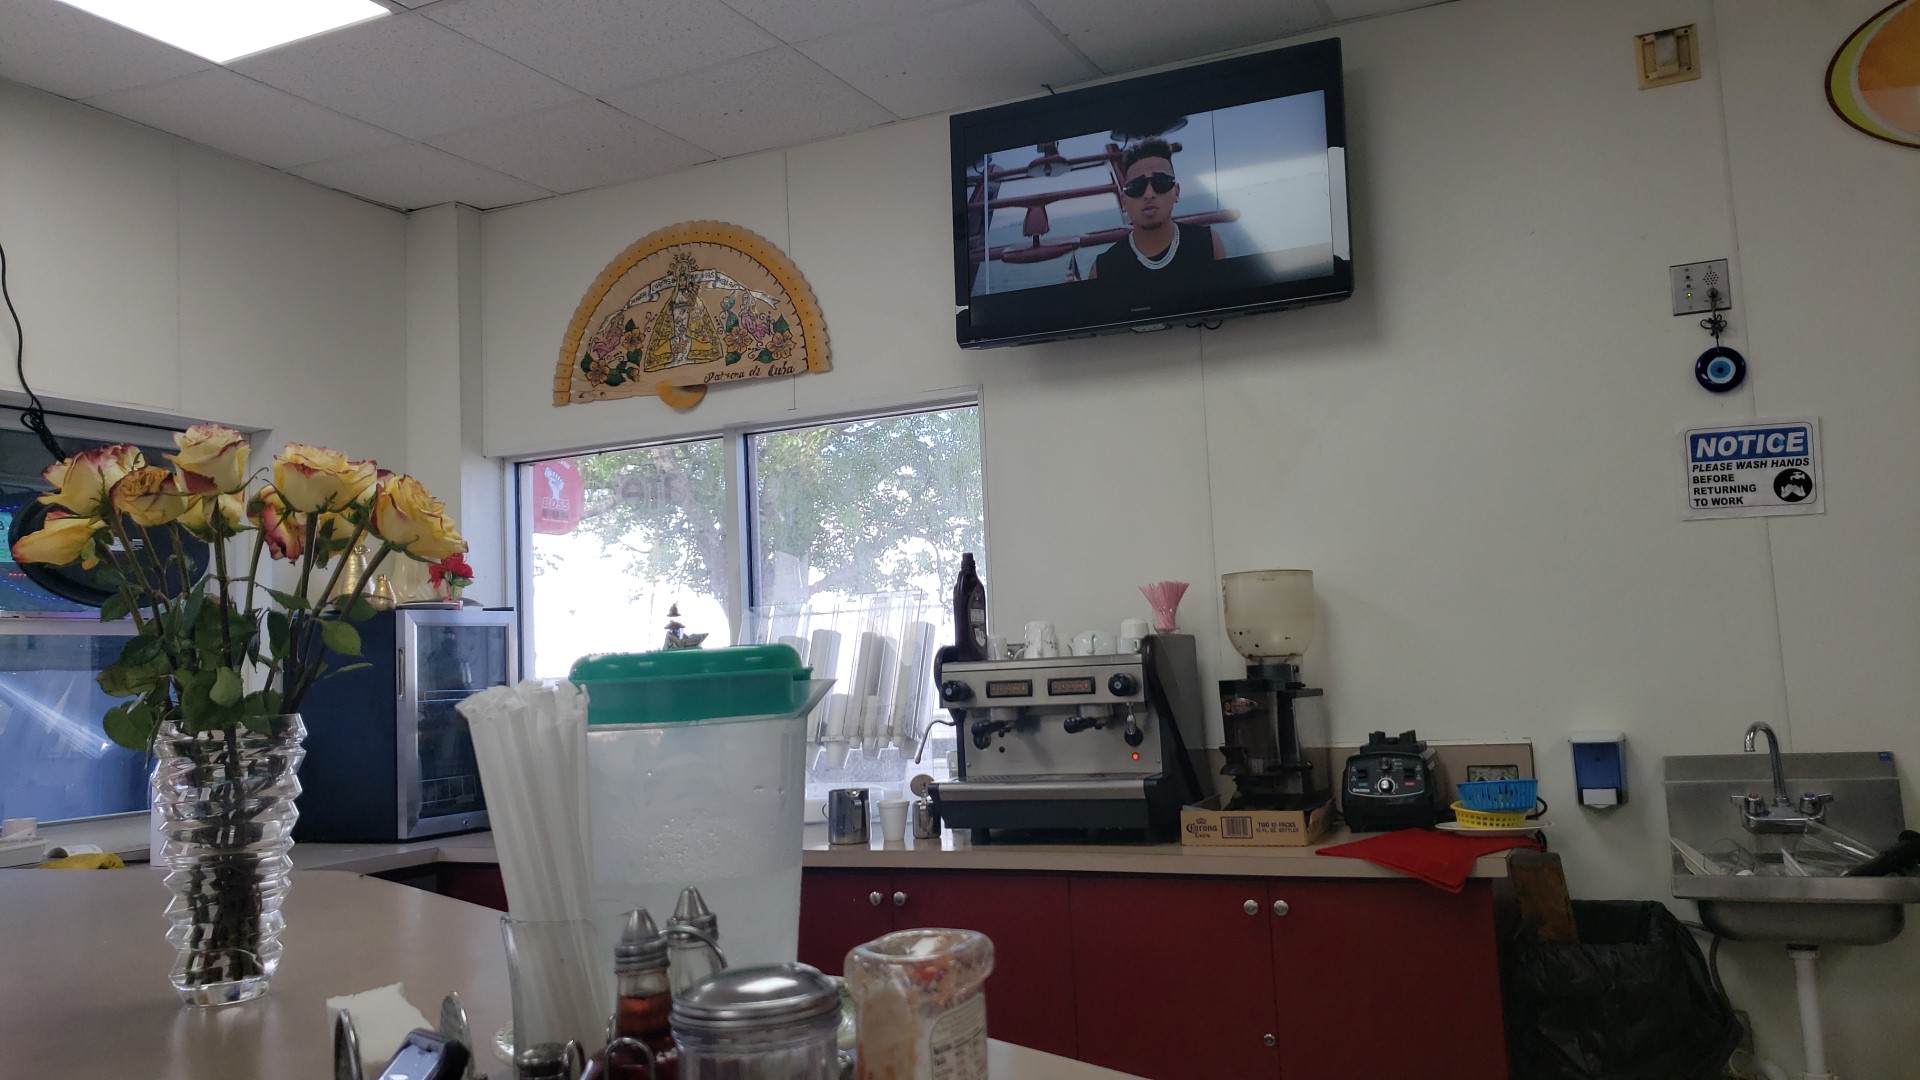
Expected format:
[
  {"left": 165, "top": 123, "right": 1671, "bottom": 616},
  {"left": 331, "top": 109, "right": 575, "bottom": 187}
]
[{"left": 1139, "top": 580, "right": 1190, "bottom": 633}]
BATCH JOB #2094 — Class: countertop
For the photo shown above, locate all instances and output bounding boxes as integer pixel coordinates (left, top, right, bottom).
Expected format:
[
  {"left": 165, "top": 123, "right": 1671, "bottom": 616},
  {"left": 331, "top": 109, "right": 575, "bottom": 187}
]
[
  {"left": 0, "top": 868, "right": 1131, "bottom": 1080},
  {"left": 293, "top": 825, "right": 1516, "bottom": 880}
]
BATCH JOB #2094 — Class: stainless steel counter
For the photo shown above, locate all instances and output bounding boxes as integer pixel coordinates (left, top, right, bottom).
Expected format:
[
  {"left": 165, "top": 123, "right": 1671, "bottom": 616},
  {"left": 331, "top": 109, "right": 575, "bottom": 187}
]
[{"left": 0, "top": 868, "right": 1131, "bottom": 1079}]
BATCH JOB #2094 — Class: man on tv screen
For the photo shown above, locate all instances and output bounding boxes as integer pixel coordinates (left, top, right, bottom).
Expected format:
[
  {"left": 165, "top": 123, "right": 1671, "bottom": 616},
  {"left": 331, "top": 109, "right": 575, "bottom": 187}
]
[{"left": 1090, "top": 138, "right": 1226, "bottom": 288}]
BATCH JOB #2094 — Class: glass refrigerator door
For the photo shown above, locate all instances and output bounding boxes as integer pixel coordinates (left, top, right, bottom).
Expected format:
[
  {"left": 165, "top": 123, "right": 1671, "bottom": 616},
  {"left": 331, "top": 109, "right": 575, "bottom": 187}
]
[
  {"left": 408, "top": 615, "right": 512, "bottom": 829},
  {"left": 0, "top": 621, "right": 148, "bottom": 824}
]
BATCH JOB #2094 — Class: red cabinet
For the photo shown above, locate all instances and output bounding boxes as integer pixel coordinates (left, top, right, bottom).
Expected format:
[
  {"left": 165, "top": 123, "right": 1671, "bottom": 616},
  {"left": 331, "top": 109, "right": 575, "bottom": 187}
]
[
  {"left": 796, "top": 869, "right": 893, "bottom": 976},
  {"left": 800, "top": 868, "right": 1511, "bottom": 1080},
  {"left": 1269, "top": 879, "right": 1507, "bottom": 1078},
  {"left": 797, "top": 869, "right": 1079, "bottom": 1059},
  {"left": 891, "top": 870, "right": 1078, "bottom": 1059},
  {"left": 1071, "top": 876, "right": 1281, "bottom": 1079}
]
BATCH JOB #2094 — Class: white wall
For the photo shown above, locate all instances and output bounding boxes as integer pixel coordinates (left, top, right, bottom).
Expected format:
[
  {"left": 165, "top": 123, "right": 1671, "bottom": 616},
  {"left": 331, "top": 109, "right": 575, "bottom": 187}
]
[
  {"left": 0, "top": 81, "right": 408, "bottom": 472},
  {"left": 465, "top": 0, "right": 1916, "bottom": 1071}
]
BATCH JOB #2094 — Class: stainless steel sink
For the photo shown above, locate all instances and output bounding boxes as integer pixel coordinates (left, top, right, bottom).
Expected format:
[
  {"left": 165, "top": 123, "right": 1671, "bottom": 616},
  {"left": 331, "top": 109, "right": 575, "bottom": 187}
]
[{"left": 1664, "top": 751, "right": 1920, "bottom": 945}]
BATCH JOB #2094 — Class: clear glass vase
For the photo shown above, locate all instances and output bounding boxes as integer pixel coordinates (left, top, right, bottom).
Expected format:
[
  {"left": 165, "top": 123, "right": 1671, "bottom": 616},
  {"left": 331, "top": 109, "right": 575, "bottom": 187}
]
[{"left": 152, "top": 713, "right": 306, "bottom": 1006}]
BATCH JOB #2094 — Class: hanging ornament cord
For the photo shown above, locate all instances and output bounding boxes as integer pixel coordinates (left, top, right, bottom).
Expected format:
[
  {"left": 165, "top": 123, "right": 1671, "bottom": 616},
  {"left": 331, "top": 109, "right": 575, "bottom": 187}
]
[{"left": 1699, "top": 286, "right": 1729, "bottom": 343}]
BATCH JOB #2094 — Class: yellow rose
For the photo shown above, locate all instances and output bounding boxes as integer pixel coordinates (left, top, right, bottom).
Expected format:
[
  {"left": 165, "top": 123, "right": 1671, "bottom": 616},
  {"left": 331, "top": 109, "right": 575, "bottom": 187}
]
[
  {"left": 10, "top": 511, "right": 105, "bottom": 566},
  {"left": 168, "top": 424, "right": 251, "bottom": 495},
  {"left": 272, "top": 444, "right": 376, "bottom": 514},
  {"left": 371, "top": 474, "right": 466, "bottom": 562},
  {"left": 179, "top": 493, "right": 246, "bottom": 541},
  {"left": 312, "top": 511, "right": 361, "bottom": 559},
  {"left": 109, "top": 467, "right": 191, "bottom": 527},
  {"left": 249, "top": 487, "right": 304, "bottom": 562},
  {"left": 38, "top": 444, "right": 144, "bottom": 517}
]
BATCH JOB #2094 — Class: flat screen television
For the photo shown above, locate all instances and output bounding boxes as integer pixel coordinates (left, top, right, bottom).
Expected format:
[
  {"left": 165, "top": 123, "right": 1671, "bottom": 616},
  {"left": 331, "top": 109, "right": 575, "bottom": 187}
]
[{"left": 950, "top": 38, "right": 1351, "bottom": 349}]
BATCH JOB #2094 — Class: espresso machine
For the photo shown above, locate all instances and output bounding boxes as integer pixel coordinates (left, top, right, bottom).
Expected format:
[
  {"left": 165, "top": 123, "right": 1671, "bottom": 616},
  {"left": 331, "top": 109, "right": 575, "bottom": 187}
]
[
  {"left": 1219, "top": 570, "right": 1329, "bottom": 811},
  {"left": 928, "top": 634, "right": 1209, "bottom": 841}
]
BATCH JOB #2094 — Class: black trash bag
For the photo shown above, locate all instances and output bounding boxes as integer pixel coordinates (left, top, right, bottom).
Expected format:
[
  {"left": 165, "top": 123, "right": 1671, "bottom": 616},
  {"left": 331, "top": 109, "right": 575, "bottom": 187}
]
[{"left": 1506, "top": 900, "right": 1740, "bottom": 1080}]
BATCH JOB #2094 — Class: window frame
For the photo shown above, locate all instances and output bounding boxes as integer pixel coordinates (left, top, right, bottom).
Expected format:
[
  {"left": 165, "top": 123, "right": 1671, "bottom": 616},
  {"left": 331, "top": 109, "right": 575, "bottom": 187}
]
[{"left": 510, "top": 393, "right": 985, "bottom": 678}]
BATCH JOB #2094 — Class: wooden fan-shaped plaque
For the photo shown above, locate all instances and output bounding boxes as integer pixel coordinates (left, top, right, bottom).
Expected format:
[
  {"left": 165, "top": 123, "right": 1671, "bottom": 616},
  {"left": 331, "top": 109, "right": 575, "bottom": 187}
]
[{"left": 556, "top": 221, "right": 829, "bottom": 409}]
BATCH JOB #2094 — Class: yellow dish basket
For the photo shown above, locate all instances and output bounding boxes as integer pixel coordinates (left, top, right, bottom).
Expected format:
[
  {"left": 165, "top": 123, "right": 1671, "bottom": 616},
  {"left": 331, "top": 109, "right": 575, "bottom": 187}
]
[{"left": 1449, "top": 800, "right": 1528, "bottom": 829}]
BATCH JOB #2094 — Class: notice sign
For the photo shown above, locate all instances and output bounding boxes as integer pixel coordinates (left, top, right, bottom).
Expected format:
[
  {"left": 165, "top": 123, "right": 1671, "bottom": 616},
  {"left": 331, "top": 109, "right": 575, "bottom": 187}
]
[{"left": 1681, "top": 417, "right": 1823, "bottom": 520}]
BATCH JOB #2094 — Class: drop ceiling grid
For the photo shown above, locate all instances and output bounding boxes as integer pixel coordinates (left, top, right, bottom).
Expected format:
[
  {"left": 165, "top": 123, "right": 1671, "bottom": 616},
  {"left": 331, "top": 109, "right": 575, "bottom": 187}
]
[{"left": 0, "top": 0, "right": 1450, "bottom": 211}]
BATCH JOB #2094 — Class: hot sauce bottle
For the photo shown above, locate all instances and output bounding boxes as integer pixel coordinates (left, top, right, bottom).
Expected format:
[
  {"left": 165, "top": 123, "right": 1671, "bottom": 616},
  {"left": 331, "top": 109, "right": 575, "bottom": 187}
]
[{"left": 585, "top": 908, "right": 677, "bottom": 1080}]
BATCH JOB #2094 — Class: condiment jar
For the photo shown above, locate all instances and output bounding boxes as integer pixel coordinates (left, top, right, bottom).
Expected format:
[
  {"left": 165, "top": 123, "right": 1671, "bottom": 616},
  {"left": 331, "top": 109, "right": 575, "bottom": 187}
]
[
  {"left": 843, "top": 928, "right": 993, "bottom": 1080},
  {"left": 669, "top": 963, "right": 842, "bottom": 1080}
]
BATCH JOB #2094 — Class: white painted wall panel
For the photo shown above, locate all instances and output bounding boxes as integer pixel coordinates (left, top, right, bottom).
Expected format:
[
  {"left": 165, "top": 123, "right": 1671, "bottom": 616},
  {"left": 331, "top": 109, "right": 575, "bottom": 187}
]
[
  {"left": 175, "top": 146, "right": 406, "bottom": 461},
  {"left": 0, "top": 83, "right": 180, "bottom": 410}
]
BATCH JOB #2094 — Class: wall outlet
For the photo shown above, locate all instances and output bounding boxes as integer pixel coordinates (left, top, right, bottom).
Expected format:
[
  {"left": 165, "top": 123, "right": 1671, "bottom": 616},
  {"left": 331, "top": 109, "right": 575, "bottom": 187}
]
[{"left": 1670, "top": 259, "right": 1730, "bottom": 316}]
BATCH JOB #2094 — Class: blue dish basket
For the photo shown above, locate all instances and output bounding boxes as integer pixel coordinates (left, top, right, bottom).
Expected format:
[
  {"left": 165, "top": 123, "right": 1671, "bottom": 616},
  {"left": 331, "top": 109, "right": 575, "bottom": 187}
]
[{"left": 1457, "top": 778, "right": 1538, "bottom": 813}]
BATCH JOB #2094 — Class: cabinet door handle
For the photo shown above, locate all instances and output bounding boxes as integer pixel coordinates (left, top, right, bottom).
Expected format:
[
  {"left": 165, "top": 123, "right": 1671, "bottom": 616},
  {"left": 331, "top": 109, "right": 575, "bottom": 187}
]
[
  {"left": 893, "top": 891, "right": 907, "bottom": 907},
  {"left": 1272, "top": 899, "right": 1290, "bottom": 917},
  {"left": 869, "top": 891, "right": 883, "bottom": 907},
  {"left": 1263, "top": 1034, "right": 1276, "bottom": 1047},
  {"left": 1243, "top": 899, "right": 1259, "bottom": 915}
]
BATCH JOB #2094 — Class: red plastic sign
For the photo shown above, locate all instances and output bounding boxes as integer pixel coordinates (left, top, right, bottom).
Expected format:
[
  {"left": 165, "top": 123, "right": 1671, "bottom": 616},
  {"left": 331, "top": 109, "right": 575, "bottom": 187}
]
[{"left": 530, "top": 458, "right": 584, "bottom": 535}]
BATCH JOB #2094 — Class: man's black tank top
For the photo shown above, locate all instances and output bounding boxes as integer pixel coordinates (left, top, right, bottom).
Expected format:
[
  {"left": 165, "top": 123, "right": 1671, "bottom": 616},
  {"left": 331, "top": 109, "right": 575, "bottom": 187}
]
[{"left": 1090, "top": 222, "right": 1217, "bottom": 297}]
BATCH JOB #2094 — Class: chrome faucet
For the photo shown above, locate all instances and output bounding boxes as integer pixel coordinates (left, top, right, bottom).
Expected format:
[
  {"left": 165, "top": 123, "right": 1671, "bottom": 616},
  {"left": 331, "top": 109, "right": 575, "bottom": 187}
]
[{"left": 1743, "top": 721, "right": 1792, "bottom": 807}]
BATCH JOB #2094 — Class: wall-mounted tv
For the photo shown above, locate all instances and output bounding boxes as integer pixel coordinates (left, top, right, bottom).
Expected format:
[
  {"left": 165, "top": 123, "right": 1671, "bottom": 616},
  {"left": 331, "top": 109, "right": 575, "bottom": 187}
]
[{"left": 951, "top": 38, "right": 1351, "bottom": 349}]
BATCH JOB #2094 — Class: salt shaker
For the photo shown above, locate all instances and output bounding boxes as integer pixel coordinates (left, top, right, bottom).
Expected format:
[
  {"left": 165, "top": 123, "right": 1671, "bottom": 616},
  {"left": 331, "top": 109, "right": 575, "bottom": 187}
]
[{"left": 667, "top": 887, "right": 727, "bottom": 994}]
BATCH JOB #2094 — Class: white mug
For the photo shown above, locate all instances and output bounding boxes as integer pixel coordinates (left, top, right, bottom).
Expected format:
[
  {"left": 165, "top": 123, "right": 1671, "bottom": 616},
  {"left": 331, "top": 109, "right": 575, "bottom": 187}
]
[
  {"left": 985, "top": 633, "right": 1009, "bottom": 660},
  {"left": 1118, "top": 618, "right": 1150, "bottom": 653},
  {"left": 1091, "top": 630, "right": 1118, "bottom": 654},
  {"left": 1071, "top": 630, "right": 1098, "bottom": 656},
  {"left": 1024, "top": 621, "right": 1059, "bottom": 658}
]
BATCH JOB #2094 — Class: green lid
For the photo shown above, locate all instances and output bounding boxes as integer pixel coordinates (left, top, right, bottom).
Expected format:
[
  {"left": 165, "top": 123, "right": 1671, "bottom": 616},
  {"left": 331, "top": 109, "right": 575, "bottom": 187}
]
[{"left": 569, "top": 644, "right": 812, "bottom": 726}]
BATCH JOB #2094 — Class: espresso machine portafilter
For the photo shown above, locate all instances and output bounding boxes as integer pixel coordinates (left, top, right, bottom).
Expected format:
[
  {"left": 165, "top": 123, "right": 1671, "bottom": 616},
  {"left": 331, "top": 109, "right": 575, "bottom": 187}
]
[{"left": 1219, "top": 570, "right": 1328, "bottom": 811}]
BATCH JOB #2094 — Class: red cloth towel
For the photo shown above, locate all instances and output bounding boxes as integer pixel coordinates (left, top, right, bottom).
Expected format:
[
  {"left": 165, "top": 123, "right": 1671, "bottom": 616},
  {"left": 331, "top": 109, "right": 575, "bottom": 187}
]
[{"left": 1317, "top": 828, "right": 1543, "bottom": 892}]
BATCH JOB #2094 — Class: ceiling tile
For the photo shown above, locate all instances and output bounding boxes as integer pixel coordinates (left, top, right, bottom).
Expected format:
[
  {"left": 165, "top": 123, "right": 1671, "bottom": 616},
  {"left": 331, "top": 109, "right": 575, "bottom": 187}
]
[
  {"left": 233, "top": 13, "right": 579, "bottom": 139},
  {"left": 0, "top": 0, "right": 210, "bottom": 100},
  {"left": 718, "top": 0, "right": 974, "bottom": 45},
  {"left": 291, "top": 142, "right": 552, "bottom": 211},
  {"left": 606, "top": 47, "right": 895, "bottom": 159},
  {"left": 1026, "top": 0, "right": 1327, "bottom": 73},
  {"left": 423, "top": 0, "right": 780, "bottom": 96},
  {"left": 797, "top": 0, "right": 1098, "bottom": 119},
  {"left": 84, "top": 70, "right": 405, "bottom": 170},
  {"left": 427, "top": 99, "right": 713, "bottom": 194}
]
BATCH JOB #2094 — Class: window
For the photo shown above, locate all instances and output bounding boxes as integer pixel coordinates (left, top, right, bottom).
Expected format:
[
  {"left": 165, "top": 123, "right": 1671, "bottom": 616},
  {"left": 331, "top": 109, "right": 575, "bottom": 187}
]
[
  {"left": 516, "top": 404, "right": 985, "bottom": 782},
  {"left": 0, "top": 406, "right": 194, "bottom": 824},
  {"left": 520, "top": 437, "right": 732, "bottom": 678}
]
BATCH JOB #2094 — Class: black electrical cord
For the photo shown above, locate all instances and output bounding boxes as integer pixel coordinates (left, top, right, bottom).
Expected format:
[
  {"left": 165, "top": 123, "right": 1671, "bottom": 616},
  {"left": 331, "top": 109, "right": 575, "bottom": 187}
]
[{"left": 0, "top": 242, "right": 70, "bottom": 463}]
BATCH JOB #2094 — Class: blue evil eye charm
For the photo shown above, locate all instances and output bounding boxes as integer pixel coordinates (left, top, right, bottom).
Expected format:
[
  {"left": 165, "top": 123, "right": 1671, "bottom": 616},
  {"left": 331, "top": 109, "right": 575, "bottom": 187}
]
[{"left": 1695, "top": 345, "right": 1747, "bottom": 393}]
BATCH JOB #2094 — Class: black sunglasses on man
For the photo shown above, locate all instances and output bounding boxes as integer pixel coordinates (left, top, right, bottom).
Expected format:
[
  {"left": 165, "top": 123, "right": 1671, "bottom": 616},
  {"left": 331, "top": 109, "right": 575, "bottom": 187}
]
[{"left": 1122, "top": 172, "right": 1177, "bottom": 198}]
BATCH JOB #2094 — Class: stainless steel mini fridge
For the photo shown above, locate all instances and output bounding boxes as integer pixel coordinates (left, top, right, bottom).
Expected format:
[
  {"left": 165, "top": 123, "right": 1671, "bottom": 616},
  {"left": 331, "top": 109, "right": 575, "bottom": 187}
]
[{"left": 293, "top": 606, "right": 514, "bottom": 842}]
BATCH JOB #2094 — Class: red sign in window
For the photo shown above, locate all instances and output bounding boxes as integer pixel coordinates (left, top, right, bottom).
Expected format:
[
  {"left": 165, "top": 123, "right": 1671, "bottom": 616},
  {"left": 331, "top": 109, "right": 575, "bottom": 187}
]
[{"left": 530, "top": 458, "right": 584, "bottom": 535}]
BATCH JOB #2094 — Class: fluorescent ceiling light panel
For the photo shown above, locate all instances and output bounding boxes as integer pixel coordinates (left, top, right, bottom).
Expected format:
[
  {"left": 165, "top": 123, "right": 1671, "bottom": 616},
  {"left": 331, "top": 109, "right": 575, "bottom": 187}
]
[{"left": 54, "top": 0, "right": 390, "bottom": 63}]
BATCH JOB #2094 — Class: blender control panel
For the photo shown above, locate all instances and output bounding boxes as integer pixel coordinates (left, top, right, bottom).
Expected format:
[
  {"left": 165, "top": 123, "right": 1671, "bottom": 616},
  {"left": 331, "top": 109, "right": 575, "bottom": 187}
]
[{"left": 1345, "top": 756, "right": 1430, "bottom": 797}]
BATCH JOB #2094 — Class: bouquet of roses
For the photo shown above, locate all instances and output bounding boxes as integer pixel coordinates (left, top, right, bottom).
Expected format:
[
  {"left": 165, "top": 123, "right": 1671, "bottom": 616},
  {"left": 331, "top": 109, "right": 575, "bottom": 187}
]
[{"left": 10, "top": 424, "right": 468, "bottom": 749}]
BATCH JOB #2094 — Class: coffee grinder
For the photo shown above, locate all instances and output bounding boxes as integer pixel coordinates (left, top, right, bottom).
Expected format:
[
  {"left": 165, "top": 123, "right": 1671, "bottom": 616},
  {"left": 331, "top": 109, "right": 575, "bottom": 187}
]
[{"left": 1219, "top": 570, "right": 1328, "bottom": 811}]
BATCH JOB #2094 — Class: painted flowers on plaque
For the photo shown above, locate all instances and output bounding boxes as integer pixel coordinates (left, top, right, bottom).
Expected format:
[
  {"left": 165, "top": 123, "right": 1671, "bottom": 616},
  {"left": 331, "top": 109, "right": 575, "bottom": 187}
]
[{"left": 555, "top": 221, "right": 830, "bottom": 410}]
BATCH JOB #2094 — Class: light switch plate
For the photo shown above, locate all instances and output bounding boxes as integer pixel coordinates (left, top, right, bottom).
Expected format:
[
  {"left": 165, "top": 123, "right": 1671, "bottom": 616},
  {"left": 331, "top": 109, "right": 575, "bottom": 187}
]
[{"left": 1671, "top": 259, "right": 1730, "bottom": 315}]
